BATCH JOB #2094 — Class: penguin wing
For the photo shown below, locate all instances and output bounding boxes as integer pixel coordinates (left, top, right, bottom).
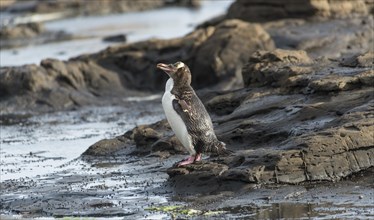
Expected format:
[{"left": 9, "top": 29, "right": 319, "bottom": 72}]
[
  {"left": 172, "top": 99, "right": 193, "bottom": 119},
  {"left": 172, "top": 92, "right": 214, "bottom": 134}
]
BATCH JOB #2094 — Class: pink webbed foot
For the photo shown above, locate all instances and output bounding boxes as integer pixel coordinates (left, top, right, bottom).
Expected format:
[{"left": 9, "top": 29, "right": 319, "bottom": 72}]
[
  {"left": 177, "top": 154, "right": 202, "bottom": 167},
  {"left": 194, "top": 153, "right": 202, "bottom": 162}
]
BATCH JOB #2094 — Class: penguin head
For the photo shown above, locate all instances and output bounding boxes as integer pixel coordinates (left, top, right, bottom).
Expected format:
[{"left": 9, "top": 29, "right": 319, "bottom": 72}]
[{"left": 157, "top": 61, "right": 191, "bottom": 85}]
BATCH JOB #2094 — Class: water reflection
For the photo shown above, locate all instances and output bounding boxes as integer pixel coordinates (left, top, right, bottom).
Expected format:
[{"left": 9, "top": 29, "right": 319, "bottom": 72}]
[{"left": 257, "top": 203, "right": 314, "bottom": 219}]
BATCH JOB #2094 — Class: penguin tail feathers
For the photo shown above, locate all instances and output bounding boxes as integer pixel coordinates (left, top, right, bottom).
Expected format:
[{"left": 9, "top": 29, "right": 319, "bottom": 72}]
[{"left": 210, "top": 141, "right": 233, "bottom": 156}]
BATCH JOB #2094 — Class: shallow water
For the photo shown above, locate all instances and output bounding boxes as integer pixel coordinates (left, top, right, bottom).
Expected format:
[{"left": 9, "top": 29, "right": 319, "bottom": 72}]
[
  {"left": 1, "top": 102, "right": 164, "bottom": 181},
  {"left": 0, "top": 1, "right": 233, "bottom": 66}
]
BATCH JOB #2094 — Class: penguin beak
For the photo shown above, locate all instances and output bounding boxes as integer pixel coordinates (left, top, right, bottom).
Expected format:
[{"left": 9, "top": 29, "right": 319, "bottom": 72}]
[{"left": 157, "top": 63, "right": 176, "bottom": 75}]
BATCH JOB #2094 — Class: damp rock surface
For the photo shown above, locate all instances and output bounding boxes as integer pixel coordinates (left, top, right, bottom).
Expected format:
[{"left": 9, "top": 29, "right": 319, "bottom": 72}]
[{"left": 83, "top": 49, "right": 373, "bottom": 185}]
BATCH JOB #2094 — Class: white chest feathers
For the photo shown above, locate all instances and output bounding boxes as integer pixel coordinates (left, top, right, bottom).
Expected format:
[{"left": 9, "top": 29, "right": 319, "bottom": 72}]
[{"left": 162, "top": 78, "right": 195, "bottom": 155}]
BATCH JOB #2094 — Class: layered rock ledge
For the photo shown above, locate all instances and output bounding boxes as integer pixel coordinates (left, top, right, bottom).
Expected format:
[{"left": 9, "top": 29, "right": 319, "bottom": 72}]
[{"left": 83, "top": 49, "right": 373, "bottom": 184}]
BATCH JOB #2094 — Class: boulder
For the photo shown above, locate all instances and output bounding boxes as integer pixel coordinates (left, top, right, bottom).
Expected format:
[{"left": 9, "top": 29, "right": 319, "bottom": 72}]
[
  {"left": 242, "top": 49, "right": 313, "bottom": 88},
  {"left": 82, "top": 120, "right": 185, "bottom": 158},
  {"left": 190, "top": 19, "right": 274, "bottom": 87},
  {"left": 82, "top": 137, "right": 133, "bottom": 157}
]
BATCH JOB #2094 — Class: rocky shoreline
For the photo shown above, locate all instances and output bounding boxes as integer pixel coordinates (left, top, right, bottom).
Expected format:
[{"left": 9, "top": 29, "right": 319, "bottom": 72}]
[
  {"left": 81, "top": 49, "right": 373, "bottom": 184},
  {"left": 81, "top": 1, "right": 374, "bottom": 185},
  {"left": 0, "top": 0, "right": 201, "bottom": 49},
  {"left": 1, "top": 0, "right": 373, "bottom": 218}
]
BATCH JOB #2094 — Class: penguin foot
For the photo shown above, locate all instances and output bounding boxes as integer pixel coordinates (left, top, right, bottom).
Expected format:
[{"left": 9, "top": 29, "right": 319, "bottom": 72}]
[
  {"left": 194, "top": 153, "right": 202, "bottom": 162},
  {"left": 177, "top": 154, "right": 201, "bottom": 167}
]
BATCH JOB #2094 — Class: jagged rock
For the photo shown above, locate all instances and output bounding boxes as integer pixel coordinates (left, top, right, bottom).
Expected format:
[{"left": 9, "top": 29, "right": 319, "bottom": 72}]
[
  {"left": 340, "top": 52, "right": 374, "bottom": 67},
  {"left": 242, "top": 49, "right": 313, "bottom": 87},
  {"left": 0, "top": 58, "right": 125, "bottom": 113},
  {"left": 79, "top": 48, "right": 373, "bottom": 184},
  {"left": 94, "top": 19, "right": 274, "bottom": 91},
  {"left": 226, "top": 0, "right": 371, "bottom": 22},
  {"left": 242, "top": 49, "right": 373, "bottom": 92},
  {"left": 151, "top": 136, "right": 186, "bottom": 154},
  {"left": 3, "top": 0, "right": 200, "bottom": 15},
  {"left": 190, "top": 19, "right": 275, "bottom": 87},
  {"left": 167, "top": 162, "right": 229, "bottom": 178},
  {"left": 0, "top": 19, "right": 274, "bottom": 113},
  {"left": 82, "top": 119, "right": 186, "bottom": 157},
  {"left": 106, "top": 50, "right": 373, "bottom": 184},
  {"left": 264, "top": 17, "right": 373, "bottom": 59},
  {"left": 223, "top": 1, "right": 373, "bottom": 59}
]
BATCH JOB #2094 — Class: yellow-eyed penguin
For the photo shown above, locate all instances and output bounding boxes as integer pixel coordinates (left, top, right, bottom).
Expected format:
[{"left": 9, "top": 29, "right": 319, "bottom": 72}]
[{"left": 157, "top": 61, "right": 227, "bottom": 166}]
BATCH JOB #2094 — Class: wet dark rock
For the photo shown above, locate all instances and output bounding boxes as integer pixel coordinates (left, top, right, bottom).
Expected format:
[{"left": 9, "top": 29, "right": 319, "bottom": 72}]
[
  {"left": 0, "top": 22, "right": 72, "bottom": 49},
  {"left": 242, "top": 49, "right": 313, "bottom": 88},
  {"left": 94, "top": 19, "right": 274, "bottom": 91},
  {"left": 166, "top": 0, "right": 201, "bottom": 8},
  {"left": 0, "top": 58, "right": 126, "bottom": 113},
  {"left": 82, "top": 120, "right": 185, "bottom": 158},
  {"left": 95, "top": 49, "right": 373, "bottom": 185},
  {"left": 340, "top": 52, "right": 374, "bottom": 68},
  {"left": 131, "top": 120, "right": 185, "bottom": 155},
  {"left": 102, "top": 34, "right": 127, "bottom": 43},
  {"left": 83, "top": 50, "right": 373, "bottom": 185},
  {"left": 167, "top": 161, "right": 229, "bottom": 178},
  {"left": 0, "top": 22, "right": 44, "bottom": 38},
  {"left": 82, "top": 136, "right": 133, "bottom": 157},
  {"left": 242, "top": 49, "right": 374, "bottom": 92},
  {"left": 226, "top": 0, "right": 372, "bottom": 22},
  {"left": 190, "top": 19, "right": 275, "bottom": 88},
  {"left": 0, "top": 113, "right": 32, "bottom": 125},
  {"left": 151, "top": 136, "right": 186, "bottom": 154},
  {"left": 201, "top": 4, "right": 373, "bottom": 59},
  {"left": 264, "top": 17, "right": 373, "bottom": 59}
]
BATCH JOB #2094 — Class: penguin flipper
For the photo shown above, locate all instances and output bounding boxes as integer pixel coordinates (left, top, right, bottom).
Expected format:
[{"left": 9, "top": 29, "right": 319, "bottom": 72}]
[{"left": 172, "top": 99, "right": 192, "bottom": 119}]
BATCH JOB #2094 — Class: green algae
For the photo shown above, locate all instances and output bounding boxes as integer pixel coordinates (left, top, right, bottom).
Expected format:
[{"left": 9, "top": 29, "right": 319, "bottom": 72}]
[{"left": 146, "top": 205, "right": 226, "bottom": 217}]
